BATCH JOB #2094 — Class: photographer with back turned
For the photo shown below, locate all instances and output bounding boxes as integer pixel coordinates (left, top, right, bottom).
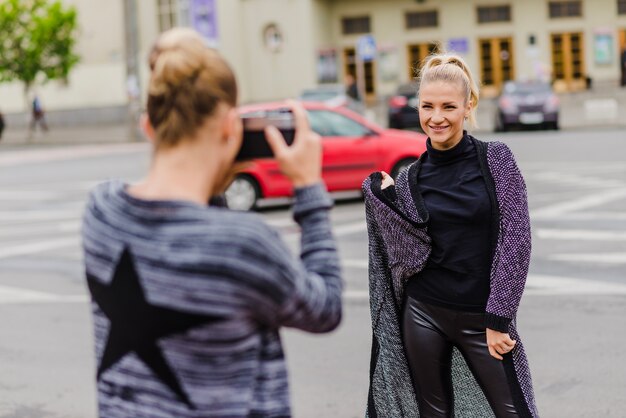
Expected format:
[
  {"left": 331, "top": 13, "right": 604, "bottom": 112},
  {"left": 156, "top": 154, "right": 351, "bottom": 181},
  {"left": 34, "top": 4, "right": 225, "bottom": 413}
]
[{"left": 82, "top": 28, "right": 342, "bottom": 417}]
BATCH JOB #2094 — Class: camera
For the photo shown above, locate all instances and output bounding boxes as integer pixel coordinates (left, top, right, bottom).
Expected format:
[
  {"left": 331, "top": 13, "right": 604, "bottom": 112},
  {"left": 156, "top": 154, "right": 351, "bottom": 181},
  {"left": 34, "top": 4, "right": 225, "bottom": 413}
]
[{"left": 236, "top": 109, "right": 295, "bottom": 161}]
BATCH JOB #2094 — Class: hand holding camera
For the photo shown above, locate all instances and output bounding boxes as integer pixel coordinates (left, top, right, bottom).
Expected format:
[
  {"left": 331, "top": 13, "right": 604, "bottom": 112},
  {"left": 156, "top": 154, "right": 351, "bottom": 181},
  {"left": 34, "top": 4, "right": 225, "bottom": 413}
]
[{"left": 263, "top": 101, "right": 322, "bottom": 188}]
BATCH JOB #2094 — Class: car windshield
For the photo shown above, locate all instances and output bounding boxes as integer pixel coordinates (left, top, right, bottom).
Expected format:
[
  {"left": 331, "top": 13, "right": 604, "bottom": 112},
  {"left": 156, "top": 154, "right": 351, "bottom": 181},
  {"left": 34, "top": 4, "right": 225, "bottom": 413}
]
[
  {"left": 503, "top": 82, "right": 551, "bottom": 95},
  {"left": 301, "top": 90, "right": 342, "bottom": 101},
  {"left": 307, "top": 110, "right": 370, "bottom": 137}
]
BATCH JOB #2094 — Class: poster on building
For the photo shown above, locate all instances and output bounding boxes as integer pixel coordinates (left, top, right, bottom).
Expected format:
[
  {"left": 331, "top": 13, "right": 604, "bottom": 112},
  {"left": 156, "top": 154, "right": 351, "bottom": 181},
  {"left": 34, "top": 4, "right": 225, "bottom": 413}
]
[
  {"left": 594, "top": 30, "right": 614, "bottom": 65},
  {"left": 317, "top": 49, "right": 338, "bottom": 84},
  {"left": 378, "top": 44, "right": 399, "bottom": 82},
  {"left": 447, "top": 38, "right": 469, "bottom": 55},
  {"left": 190, "top": 0, "right": 219, "bottom": 47}
]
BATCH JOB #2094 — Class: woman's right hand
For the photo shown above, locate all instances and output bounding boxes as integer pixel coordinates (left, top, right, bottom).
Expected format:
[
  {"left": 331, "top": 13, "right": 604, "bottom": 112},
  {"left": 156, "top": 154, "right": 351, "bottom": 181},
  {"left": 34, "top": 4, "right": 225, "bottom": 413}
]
[
  {"left": 265, "top": 101, "right": 322, "bottom": 188},
  {"left": 381, "top": 171, "right": 395, "bottom": 190}
]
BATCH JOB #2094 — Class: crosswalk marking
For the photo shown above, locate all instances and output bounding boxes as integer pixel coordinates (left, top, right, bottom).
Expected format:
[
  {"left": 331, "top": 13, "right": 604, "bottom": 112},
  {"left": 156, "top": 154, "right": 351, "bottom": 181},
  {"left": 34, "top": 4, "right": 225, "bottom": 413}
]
[
  {"left": 531, "top": 188, "right": 626, "bottom": 219},
  {"left": 548, "top": 252, "right": 626, "bottom": 265},
  {"left": 0, "top": 209, "right": 83, "bottom": 222},
  {"left": 0, "top": 285, "right": 88, "bottom": 305},
  {"left": 536, "top": 228, "right": 626, "bottom": 241},
  {"left": 0, "top": 237, "right": 80, "bottom": 259},
  {"left": 2, "top": 270, "right": 624, "bottom": 306},
  {"left": 0, "top": 143, "right": 149, "bottom": 167}
]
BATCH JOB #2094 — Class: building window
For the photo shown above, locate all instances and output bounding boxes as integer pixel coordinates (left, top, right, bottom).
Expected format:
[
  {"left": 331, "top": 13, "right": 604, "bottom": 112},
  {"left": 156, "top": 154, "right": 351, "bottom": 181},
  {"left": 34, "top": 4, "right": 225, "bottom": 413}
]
[
  {"left": 342, "top": 16, "right": 371, "bottom": 35},
  {"left": 548, "top": 1, "right": 582, "bottom": 18},
  {"left": 477, "top": 5, "right": 511, "bottom": 23},
  {"left": 158, "top": 0, "right": 176, "bottom": 32},
  {"left": 618, "top": 0, "right": 626, "bottom": 14},
  {"left": 405, "top": 11, "right": 438, "bottom": 29},
  {"left": 407, "top": 42, "right": 438, "bottom": 79},
  {"left": 479, "top": 37, "right": 514, "bottom": 87},
  {"left": 551, "top": 32, "right": 585, "bottom": 87}
]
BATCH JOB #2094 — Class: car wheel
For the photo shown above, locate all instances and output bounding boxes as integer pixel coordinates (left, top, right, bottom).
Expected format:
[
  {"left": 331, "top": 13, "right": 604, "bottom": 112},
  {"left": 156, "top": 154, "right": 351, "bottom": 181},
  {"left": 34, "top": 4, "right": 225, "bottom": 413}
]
[
  {"left": 225, "top": 175, "right": 260, "bottom": 211},
  {"left": 391, "top": 158, "right": 417, "bottom": 179},
  {"left": 551, "top": 121, "right": 560, "bottom": 130}
]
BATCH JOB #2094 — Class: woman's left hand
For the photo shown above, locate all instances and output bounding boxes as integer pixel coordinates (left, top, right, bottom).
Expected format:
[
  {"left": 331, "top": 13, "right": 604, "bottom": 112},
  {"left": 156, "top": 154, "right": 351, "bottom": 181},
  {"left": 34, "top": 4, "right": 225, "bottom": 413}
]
[{"left": 486, "top": 328, "right": 516, "bottom": 360}]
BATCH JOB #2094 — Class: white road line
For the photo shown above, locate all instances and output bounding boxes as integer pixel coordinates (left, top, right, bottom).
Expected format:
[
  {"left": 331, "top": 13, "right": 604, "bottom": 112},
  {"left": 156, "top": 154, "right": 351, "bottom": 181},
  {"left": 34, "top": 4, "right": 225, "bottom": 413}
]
[
  {"left": 341, "top": 258, "right": 626, "bottom": 293},
  {"left": 530, "top": 172, "right": 625, "bottom": 188},
  {"left": 0, "top": 285, "right": 88, "bottom": 305},
  {"left": 525, "top": 274, "right": 626, "bottom": 295},
  {"left": 0, "top": 143, "right": 149, "bottom": 167},
  {"left": 343, "top": 259, "right": 369, "bottom": 269},
  {"left": 549, "top": 253, "right": 626, "bottom": 265},
  {"left": 522, "top": 162, "right": 626, "bottom": 171},
  {"left": 333, "top": 222, "right": 367, "bottom": 236},
  {"left": 282, "top": 221, "right": 367, "bottom": 245},
  {"left": 0, "top": 210, "right": 82, "bottom": 222},
  {"left": 0, "top": 190, "right": 66, "bottom": 200},
  {"left": 0, "top": 221, "right": 81, "bottom": 239},
  {"left": 536, "top": 229, "right": 626, "bottom": 241},
  {"left": 531, "top": 188, "right": 626, "bottom": 219},
  {"left": 533, "top": 211, "right": 626, "bottom": 221},
  {"left": 340, "top": 273, "right": 626, "bottom": 301},
  {"left": 0, "top": 237, "right": 80, "bottom": 259}
]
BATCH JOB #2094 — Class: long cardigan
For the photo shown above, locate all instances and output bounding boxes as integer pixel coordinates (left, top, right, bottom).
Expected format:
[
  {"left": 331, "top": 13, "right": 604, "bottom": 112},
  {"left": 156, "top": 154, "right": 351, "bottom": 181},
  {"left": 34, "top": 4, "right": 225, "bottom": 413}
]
[{"left": 363, "top": 136, "right": 539, "bottom": 418}]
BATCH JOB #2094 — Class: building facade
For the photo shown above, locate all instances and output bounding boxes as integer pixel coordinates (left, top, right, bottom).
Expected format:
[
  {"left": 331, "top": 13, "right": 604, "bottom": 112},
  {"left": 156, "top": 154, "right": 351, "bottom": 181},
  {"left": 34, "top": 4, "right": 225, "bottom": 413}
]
[{"left": 1, "top": 0, "right": 625, "bottom": 123}]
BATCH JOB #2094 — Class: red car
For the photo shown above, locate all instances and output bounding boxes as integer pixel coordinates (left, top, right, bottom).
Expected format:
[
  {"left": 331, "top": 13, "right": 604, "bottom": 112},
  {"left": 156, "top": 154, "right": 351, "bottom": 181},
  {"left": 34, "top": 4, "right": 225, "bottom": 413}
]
[{"left": 225, "top": 102, "right": 426, "bottom": 210}]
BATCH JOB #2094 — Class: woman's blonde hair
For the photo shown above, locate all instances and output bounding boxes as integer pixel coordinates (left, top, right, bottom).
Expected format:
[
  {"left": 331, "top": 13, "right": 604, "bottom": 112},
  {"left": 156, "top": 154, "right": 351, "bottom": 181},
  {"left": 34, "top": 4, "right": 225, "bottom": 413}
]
[
  {"left": 417, "top": 53, "right": 480, "bottom": 127},
  {"left": 147, "top": 28, "right": 237, "bottom": 148}
]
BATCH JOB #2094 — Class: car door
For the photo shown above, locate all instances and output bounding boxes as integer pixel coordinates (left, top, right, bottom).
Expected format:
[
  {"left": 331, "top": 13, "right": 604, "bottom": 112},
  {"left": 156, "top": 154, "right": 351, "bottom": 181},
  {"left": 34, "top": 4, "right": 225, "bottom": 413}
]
[{"left": 307, "top": 109, "right": 380, "bottom": 191}]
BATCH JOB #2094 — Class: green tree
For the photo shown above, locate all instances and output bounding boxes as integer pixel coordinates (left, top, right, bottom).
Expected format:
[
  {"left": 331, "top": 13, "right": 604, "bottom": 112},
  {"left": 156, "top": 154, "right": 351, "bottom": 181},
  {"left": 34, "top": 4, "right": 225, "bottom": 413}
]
[{"left": 0, "top": 0, "right": 79, "bottom": 98}]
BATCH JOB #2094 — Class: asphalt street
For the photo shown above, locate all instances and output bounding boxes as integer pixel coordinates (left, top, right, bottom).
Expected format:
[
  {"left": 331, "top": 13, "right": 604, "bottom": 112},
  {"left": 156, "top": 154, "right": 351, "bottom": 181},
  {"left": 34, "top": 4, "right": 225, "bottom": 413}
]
[{"left": 0, "top": 128, "right": 625, "bottom": 417}]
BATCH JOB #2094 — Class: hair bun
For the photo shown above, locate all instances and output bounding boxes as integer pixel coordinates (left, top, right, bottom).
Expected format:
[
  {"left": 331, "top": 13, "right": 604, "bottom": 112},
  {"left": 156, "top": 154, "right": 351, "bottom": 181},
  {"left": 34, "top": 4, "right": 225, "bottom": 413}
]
[{"left": 146, "top": 28, "right": 237, "bottom": 148}]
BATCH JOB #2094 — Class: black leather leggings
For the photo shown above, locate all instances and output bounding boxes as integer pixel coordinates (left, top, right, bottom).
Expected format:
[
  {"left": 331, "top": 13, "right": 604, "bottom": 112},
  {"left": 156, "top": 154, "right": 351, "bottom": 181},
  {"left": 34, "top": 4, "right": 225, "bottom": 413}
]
[{"left": 402, "top": 297, "right": 519, "bottom": 418}]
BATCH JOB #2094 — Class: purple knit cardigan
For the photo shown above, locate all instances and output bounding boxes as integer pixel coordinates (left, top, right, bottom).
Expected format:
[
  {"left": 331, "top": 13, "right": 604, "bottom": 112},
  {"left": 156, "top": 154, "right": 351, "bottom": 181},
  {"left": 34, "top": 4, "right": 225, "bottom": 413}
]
[{"left": 363, "top": 138, "right": 538, "bottom": 418}]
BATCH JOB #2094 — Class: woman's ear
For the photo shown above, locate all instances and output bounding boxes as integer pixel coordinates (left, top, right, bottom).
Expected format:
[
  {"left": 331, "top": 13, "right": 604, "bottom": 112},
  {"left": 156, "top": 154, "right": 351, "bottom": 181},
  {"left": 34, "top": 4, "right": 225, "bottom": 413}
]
[
  {"left": 223, "top": 107, "right": 243, "bottom": 144},
  {"left": 140, "top": 113, "right": 156, "bottom": 143},
  {"left": 465, "top": 99, "right": 474, "bottom": 119}
]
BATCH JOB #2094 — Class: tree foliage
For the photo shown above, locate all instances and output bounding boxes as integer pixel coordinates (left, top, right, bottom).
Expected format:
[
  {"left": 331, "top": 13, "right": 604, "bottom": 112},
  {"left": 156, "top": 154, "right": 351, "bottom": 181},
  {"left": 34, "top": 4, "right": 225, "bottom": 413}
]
[{"left": 0, "top": 0, "right": 80, "bottom": 90}]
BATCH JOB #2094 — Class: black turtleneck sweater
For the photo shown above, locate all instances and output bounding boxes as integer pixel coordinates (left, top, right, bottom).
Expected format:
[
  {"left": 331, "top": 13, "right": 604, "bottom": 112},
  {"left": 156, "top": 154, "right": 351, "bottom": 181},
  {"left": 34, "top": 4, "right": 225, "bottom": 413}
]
[{"left": 406, "top": 134, "right": 492, "bottom": 312}]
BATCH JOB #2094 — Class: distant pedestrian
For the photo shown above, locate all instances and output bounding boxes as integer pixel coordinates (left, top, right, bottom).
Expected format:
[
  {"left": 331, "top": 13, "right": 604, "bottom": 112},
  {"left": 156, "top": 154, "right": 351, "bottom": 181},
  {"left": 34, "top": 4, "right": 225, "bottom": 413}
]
[
  {"left": 345, "top": 73, "right": 360, "bottom": 101},
  {"left": 363, "top": 52, "right": 539, "bottom": 417},
  {"left": 621, "top": 46, "right": 626, "bottom": 87},
  {"left": 0, "top": 110, "right": 5, "bottom": 141},
  {"left": 82, "top": 28, "right": 342, "bottom": 417},
  {"left": 30, "top": 95, "right": 48, "bottom": 132}
]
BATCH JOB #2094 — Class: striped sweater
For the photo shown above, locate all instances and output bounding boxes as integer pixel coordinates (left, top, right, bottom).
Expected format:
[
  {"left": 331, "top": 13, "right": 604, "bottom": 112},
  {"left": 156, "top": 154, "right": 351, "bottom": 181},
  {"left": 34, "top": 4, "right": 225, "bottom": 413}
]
[{"left": 82, "top": 181, "right": 342, "bottom": 417}]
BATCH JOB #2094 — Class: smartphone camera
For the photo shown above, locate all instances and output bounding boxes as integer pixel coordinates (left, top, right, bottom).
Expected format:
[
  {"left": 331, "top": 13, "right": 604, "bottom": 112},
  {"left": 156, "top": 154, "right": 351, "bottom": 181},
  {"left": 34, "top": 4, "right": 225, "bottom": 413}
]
[{"left": 236, "top": 109, "right": 295, "bottom": 161}]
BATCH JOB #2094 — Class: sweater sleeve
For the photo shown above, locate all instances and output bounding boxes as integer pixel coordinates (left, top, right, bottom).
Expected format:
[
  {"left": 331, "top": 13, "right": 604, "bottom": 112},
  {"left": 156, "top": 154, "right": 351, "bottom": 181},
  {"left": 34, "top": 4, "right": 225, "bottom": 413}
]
[
  {"left": 485, "top": 143, "right": 532, "bottom": 333},
  {"left": 249, "top": 183, "right": 343, "bottom": 333}
]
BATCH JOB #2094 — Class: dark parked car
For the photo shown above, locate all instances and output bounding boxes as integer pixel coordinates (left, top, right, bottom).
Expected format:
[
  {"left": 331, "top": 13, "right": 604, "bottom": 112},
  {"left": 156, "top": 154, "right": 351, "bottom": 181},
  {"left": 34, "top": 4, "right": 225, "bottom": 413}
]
[
  {"left": 387, "top": 83, "right": 420, "bottom": 130},
  {"left": 494, "top": 81, "right": 559, "bottom": 131}
]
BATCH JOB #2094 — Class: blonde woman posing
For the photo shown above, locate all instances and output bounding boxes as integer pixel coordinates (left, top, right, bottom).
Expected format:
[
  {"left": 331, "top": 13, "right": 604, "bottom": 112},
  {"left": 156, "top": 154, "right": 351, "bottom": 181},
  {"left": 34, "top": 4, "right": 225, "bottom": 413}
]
[{"left": 363, "top": 53, "right": 539, "bottom": 417}]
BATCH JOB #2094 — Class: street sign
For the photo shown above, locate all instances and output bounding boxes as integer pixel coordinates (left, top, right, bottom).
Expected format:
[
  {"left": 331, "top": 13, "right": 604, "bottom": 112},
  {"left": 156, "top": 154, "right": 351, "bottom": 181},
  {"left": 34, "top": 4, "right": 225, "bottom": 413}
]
[
  {"left": 190, "top": 0, "right": 219, "bottom": 47},
  {"left": 357, "top": 35, "right": 377, "bottom": 62}
]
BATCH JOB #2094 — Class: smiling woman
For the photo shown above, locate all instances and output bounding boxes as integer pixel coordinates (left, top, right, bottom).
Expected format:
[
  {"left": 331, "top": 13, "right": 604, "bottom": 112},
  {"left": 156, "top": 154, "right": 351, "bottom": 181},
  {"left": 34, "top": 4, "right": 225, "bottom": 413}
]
[
  {"left": 417, "top": 54, "right": 480, "bottom": 150},
  {"left": 364, "top": 52, "right": 540, "bottom": 417}
]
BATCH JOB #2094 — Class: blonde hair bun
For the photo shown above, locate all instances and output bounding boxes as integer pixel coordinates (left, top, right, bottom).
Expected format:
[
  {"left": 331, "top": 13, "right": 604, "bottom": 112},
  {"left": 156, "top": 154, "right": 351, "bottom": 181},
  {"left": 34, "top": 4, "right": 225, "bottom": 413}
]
[{"left": 147, "top": 28, "right": 237, "bottom": 148}]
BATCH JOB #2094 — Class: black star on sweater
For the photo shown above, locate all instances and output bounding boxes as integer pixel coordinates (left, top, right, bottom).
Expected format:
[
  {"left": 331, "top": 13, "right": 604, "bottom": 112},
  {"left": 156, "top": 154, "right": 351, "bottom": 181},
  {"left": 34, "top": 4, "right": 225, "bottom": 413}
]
[{"left": 87, "top": 248, "right": 223, "bottom": 409}]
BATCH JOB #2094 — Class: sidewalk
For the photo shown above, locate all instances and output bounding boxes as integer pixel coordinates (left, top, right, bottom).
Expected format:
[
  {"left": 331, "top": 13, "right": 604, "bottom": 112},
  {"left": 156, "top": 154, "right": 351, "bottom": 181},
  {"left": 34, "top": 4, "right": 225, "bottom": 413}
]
[
  {"left": 0, "top": 124, "right": 141, "bottom": 149},
  {"left": 1, "top": 85, "right": 624, "bottom": 149}
]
